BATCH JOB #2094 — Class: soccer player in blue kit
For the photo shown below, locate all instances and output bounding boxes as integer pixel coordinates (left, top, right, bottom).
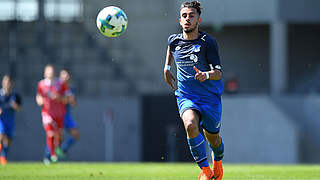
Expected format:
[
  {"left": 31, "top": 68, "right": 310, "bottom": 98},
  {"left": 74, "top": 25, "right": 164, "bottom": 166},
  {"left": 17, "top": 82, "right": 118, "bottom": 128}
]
[
  {"left": 57, "top": 69, "right": 79, "bottom": 157},
  {"left": 164, "top": 1, "right": 224, "bottom": 180},
  {"left": 0, "top": 75, "right": 22, "bottom": 165}
]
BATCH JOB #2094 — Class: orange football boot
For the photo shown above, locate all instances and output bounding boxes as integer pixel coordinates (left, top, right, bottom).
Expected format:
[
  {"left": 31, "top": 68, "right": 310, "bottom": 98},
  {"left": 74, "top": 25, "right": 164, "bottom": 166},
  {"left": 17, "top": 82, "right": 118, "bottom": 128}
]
[
  {"left": 212, "top": 152, "right": 223, "bottom": 180},
  {"left": 198, "top": 166, "right": 213, "bottom": 180},
  {"left": 0, "top": 156, "right": 7, "bottom": 165}
]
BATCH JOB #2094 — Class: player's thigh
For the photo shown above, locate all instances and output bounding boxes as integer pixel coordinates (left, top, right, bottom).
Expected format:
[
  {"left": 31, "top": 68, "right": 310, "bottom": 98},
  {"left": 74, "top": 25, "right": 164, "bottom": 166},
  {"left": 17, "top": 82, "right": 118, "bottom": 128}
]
[
  {"left": 69, "top": 128, "right": 79, "bottom": 139},
  {"left": 54, "top": 117, "right": 64, "bottom": 130},
  {"left": 176, "top": 96, "right": 201, "bottom": 117},
  {"left": 200, "top": 102, "right": 222, "bottom": 134},
  {"left": 181, "top": 109, "right": 200, "bottom": 126},
  {"left": 0, "top": 120, "right": 14, "bottom": 140},
  {"left": 42, "top": 113, "right": 59, "bottom": 136}
]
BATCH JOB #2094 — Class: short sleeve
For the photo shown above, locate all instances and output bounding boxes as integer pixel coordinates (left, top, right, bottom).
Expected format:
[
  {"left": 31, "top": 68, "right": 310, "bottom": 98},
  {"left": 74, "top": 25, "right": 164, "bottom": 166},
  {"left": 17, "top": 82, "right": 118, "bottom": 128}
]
[
  {"left": 37, "top": 82, "right": 43, "bottom": 95},
  {"left": 206, "top": 36, "right": 222, "bottom": 70},
  {"left": 168, "top": 34, "right": 177, "bottom": 52},
  {"left": 62, "top": 82, "right": 71, "bottom": 96}
]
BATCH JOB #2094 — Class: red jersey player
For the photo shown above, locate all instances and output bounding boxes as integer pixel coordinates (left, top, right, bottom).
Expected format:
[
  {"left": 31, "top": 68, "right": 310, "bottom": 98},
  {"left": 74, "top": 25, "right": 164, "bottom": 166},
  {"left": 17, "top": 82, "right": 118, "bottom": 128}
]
[{"left": 36, "top": 64, "right": 69, "bottom": 162}]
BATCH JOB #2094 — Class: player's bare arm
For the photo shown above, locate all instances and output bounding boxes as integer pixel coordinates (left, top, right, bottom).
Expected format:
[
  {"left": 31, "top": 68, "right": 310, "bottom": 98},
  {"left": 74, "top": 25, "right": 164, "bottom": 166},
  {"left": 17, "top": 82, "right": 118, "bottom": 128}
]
[
  {"left": 194, "top": 66, "right": 222, "bottom": 82},
  {"left": 68, "top": 95, "right": 77, "bottom": 106},
  {"left": 10, "top": 101, "right": 21, "bottom": 112},
  {"left": 164, "top": 46, "right": 177, "bottom": 90},
  {"left": 36, "top": 93, "right": 44, "bottom": 106},
  {"left": 59, "top": 95, "right": 69, "bottom": 104}
]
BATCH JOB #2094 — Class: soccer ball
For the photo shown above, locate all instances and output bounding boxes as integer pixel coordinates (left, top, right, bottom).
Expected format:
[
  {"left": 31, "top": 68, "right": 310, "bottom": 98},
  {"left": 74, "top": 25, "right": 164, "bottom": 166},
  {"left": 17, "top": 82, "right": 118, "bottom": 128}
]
[{"left": 96, "top": 6, "right": 128, "bottom": 37}]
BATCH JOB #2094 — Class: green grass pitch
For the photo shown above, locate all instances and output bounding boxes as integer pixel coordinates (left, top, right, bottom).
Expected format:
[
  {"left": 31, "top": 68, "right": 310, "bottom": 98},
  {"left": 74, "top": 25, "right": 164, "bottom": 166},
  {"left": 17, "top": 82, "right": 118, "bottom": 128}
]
[{"left": 0, "top": 162, "right": 320, "bottom": 180}]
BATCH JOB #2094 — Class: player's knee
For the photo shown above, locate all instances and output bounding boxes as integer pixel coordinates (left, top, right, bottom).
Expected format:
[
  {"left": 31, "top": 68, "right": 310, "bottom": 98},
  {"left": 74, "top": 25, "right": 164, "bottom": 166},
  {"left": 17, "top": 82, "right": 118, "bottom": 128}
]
[
  {"left": 46, "top": 130, "right": 55, "bottom": 137},
  {"left": 70, "top": 129, "right": 79, "bottom": 140},
  {"left": 184, "top": 119, "right": 198, "bottom": 133},
  {"left": 2, "top": 136, "right": 11, "bottom": 146}
]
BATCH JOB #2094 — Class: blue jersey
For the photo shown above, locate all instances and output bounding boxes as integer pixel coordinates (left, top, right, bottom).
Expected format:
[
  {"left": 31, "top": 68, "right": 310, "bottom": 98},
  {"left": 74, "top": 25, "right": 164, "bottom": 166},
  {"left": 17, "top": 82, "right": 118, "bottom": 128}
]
[
  {"left": 65, "top": 87, "right": 75, "bottom": 113},
  {"left": 0, "top": 89, "right": 21, "bottom": 123},
  {"left": 168, "top": 32, "right": 224, "bottom": 103},
  {"left": 64, "top": 88, "right": 77, "bottom": 129},
  {"left": 0, "top": 89, "right": 21, "bottom": 137}
]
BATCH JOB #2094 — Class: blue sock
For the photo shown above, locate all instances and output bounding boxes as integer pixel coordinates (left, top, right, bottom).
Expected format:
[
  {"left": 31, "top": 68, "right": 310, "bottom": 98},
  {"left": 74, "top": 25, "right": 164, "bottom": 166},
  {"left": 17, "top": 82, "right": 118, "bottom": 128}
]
[
  {"left": 61, "top": 135, "right": 76, "bottom": 153},
  {"left": 209, "top": 138, "right": 224, "bottom": 161},
  {"left": 44, "top": 146, "right": 51, "bottom": 159},
  {"left": 1, "top": 143, "right": 9, "bottom": 158},
  {"left": 187, "top": 134, "right": 209, "bottom": 169}
]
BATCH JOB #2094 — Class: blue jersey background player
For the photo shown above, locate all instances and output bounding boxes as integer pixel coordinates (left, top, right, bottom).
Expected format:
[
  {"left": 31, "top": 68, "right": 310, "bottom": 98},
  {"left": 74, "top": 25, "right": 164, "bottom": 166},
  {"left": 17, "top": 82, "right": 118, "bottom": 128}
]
[
  {"left": 164, "top": 1, "right": 224, "bottom": 180},
  {"left": 0, "top": 75, "right": 22, "bottom": 165},
  {"left": 58, "top": 69, "right": 79, "bottom": 157}
]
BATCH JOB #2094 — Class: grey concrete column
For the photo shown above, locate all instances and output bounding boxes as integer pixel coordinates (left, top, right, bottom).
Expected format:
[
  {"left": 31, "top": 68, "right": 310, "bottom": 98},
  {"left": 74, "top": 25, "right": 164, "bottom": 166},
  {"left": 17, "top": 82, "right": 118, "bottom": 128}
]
[{"left": 270, "top": 21, "right": 288, "bottom": 94}]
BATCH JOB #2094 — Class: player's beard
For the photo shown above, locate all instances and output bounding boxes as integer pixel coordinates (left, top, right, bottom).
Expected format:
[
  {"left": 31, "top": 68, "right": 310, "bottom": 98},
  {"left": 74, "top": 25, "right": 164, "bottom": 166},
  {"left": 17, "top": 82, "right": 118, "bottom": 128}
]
[
  {"left": 183, "top": 27, "right": 196, "bottom": 34},
  {"left": 183, "top": 21, "right": 198, "bottom": 34}
]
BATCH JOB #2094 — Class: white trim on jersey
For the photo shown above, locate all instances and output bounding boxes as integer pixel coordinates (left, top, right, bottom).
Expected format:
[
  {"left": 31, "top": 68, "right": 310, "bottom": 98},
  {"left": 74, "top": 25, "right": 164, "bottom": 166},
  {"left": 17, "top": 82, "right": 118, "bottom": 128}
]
[
  {"left": 209, "top": 64, "right": 222, "bottom": 71},
  {"left": 215, "top": 65, "right": 222, "bottom": 70},
  {"left": 209, "top": 64, "right": 214, "bottom": 70},
  {"left": 201, "top": 34, "right": 206, "bottom": 41}
]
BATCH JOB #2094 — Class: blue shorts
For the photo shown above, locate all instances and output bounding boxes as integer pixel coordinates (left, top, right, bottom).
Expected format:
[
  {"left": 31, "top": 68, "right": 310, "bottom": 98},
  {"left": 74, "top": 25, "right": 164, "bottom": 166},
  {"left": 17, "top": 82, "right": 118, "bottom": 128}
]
[
  {"left": 64, "top": 112, "right": 77, "bottom": 130},
  {"left": 0, "top": 118, "right": 14, "bottom": 138},
  {"left": 176, "top": 95, "right": 222, "bottom": 134}
]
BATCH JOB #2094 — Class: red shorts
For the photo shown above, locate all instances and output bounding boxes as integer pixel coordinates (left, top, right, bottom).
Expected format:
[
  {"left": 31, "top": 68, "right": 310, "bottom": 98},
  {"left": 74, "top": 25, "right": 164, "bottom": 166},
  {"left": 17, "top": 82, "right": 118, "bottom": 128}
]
[{"left": 41, "top": 112, "right": 64, "bottom": 132}]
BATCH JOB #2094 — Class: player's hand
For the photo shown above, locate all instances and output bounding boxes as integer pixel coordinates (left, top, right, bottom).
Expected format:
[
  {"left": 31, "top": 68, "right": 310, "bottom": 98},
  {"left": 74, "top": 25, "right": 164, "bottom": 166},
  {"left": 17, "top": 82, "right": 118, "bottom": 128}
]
[
  {"left": 0, "top": 108, "right": 2, "bottom": 115},
  {"left": 68, "top": 95, "right": 77, "bottom": 106},
  {"left": 164, "top": 69, "right": 177, "bottom": 91},
  {"left": 194, "top": 66, "right": 207, "bottom": 82},
  {"left": 51, "top": 92, "right": 61, "bottom": 100},
  {"left": 10, "top": 101, "right": 19, "bottom": 109}
]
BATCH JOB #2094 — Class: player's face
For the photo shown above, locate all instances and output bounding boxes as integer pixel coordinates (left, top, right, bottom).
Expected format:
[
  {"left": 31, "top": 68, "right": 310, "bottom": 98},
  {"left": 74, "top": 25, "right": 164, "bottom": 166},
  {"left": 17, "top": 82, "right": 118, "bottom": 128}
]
[
  {"left": 179, "top": 7, "right": 201, "bottom": 33},
  {"left": 2, "top": 76, "right": 12, "bottom": 91},
  {"left": 60, "top": 70, "right": 70, "bottom": 83},
  {"left": 44, "top": 66, "right": 55, "bottom": 79}
]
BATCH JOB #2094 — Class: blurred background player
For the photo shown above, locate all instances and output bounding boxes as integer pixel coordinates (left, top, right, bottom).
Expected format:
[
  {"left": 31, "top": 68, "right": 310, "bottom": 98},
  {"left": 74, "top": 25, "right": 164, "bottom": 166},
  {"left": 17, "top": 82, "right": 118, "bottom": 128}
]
[
  {"left": 36, "top": 64, "right": 69, "bottom": 163},
  {"left": 0, "top": 75, "right": 22, "bottom": 165},
  {"left": 164, "top": 1, "right": 224, "bottom": 180},
  {"left": 55, "top": 69, "right": 79, "bottom": 158}
]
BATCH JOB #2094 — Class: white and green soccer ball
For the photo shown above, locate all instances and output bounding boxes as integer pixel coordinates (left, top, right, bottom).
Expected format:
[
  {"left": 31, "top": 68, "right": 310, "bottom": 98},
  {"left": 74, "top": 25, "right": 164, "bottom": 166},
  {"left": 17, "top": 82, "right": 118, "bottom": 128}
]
[{"left": 96, "top": 6, "right": 128, "bottom": 37}]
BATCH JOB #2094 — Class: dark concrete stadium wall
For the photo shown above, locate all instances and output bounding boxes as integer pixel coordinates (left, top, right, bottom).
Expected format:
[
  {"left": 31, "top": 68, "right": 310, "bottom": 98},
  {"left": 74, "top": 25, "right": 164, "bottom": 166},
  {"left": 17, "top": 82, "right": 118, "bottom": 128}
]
[
  {"left": 141, "top": 95, "right": 193, "bottom": 162},
  {"left": 288, "top": 24, "right": 320, "bottom": 92},
  {"left": 208, "top": 25, "right": 270, "bottom": 93}
]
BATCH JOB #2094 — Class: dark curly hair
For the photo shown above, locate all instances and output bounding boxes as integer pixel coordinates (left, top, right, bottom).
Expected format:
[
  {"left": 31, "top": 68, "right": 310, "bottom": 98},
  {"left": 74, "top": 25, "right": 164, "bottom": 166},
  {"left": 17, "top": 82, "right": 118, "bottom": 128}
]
[{"left": 180, "top": 1, "right": 202, "bottom": 15}]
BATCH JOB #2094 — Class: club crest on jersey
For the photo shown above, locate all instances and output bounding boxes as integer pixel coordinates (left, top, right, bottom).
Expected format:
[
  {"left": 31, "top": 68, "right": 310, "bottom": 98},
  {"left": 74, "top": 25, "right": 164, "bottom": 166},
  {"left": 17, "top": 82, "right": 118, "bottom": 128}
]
[
  {"left": 175, "top": 46, "right": 181, "bottom": 51},
  {"left": 193, "top": 44, "right": 201, "bottom": 52},
  {"left": 190, "top": 54, "right": 198, "bottom": 63}
]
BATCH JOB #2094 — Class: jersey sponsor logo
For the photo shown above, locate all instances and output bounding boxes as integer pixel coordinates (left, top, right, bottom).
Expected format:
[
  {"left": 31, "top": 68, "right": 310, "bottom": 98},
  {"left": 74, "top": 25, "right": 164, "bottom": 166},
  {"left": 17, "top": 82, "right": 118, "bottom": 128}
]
[
  {"left": 190, "top": 54, "right": 198, "bottom": 63},
  {"left": 215, "top": 65, "right": 222, "bottom": 70},
  {"left": 193, "top": 44, "right": 201, "bottom": 52},
  {"left": 175, "top": 46, "right": 181, "bottom": 51}
]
